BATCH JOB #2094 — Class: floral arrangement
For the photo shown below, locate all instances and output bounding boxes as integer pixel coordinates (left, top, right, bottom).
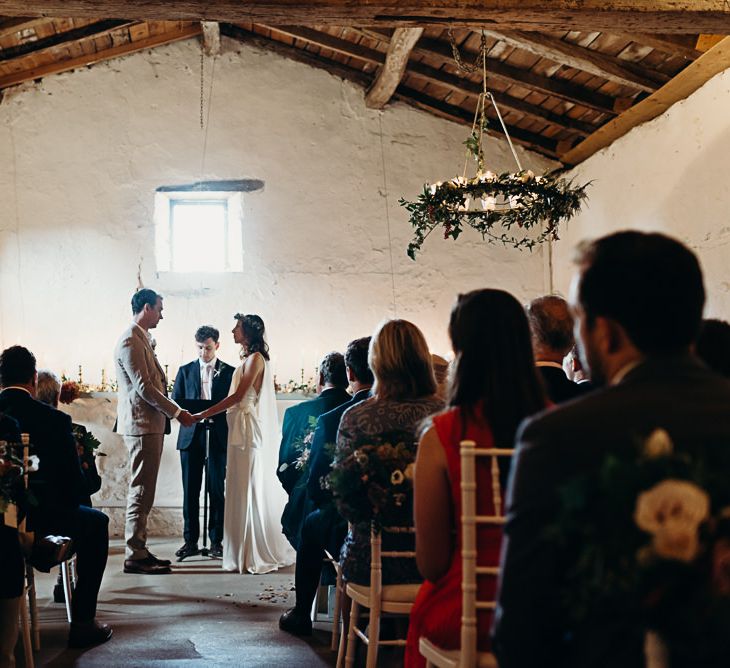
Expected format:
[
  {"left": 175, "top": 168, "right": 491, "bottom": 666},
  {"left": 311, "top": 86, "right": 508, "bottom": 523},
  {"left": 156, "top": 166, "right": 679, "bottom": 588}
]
[
  {"left": 399, "top": 169, "right": 590, "bottom": 260},
  {"left": 60, "top": 380, "right": 81, "bottom": 404},
  {"left": 548, "top": 429, "right": 730, "bottom": 664},
  {"left": 292, "top": 416, "right": 318, "bottom": 474},
  {"left": 275, "top": 377, "right": 318, "bottom": 396},
  {"left": 0, "top": 441, "right": 38, "bottom": 514},
  {"left": 72, "top": 424, "right": 104, "bottom": 457},
  {"left": 327, "top": 437, "right": 416, "bottom": 530}
]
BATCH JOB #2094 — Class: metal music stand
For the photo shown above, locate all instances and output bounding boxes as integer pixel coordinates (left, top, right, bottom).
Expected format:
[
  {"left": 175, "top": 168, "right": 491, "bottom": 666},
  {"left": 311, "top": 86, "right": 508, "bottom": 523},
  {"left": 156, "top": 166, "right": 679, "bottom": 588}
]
[{"left": 177, "top": 399, "right": 215, "bottom": 561}]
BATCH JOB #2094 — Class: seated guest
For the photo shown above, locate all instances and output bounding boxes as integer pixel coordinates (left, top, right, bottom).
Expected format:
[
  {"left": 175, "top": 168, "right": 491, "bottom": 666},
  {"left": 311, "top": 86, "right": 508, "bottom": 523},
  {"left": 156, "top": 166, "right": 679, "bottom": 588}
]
[
  {"left": 37, "top": 370, "right": 102, "bottom": 507},
  {"left": 695, "top": 318, "right": 730, "bottom": 377},
  {"left": 0, "top": 346, "right": 111, "bottom": 648},
  {"left": 335, "top": 320, "right": 443, "bottom": 587},
  {"left": 0, "top": 413, "right": 23, "bottom": 668},
  {"left": 494, "top": 232, "right": 730, "bottom": 667},
  {"left": 277, "top": 352, "right": 350, "bottom": 549},
  {"left": 405, "top": 290, "right": 547, "bottom": 666},
  {"left": 562, "top": 345, "right": 595, "bottom": 392},
  {"left": 527, "top": 295, "right": 584, "bottom": 402},
  {"left": 36, "top": 369, "right": 103, "bottom": 603},
  {"left": 279, "top": 336, "right": 373, "bottom": 636}
]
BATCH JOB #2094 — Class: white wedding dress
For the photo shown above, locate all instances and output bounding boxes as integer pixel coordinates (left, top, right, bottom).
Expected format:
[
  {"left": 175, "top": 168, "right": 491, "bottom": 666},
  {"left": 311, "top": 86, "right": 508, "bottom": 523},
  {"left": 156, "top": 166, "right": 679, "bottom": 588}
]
[{"left": 222, "top": 359, "right": 295, "bottom": 574}]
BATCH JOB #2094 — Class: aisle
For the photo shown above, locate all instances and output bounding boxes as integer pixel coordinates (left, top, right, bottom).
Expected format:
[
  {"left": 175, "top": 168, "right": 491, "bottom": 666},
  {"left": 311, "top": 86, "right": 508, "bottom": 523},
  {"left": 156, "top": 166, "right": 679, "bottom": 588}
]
[{"left": 26, "top": 538, "right": 335, "bottom": 667}]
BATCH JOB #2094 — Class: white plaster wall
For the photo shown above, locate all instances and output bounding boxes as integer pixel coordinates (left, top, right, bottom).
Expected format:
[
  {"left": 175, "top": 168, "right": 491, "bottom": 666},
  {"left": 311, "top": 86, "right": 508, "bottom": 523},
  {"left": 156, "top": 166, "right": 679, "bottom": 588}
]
[
  {"left": 551, "top": 68, "right": 730, "bottom": 316},
  {"left": 0, "top": 37, "right": 555, "bottom": 384}
]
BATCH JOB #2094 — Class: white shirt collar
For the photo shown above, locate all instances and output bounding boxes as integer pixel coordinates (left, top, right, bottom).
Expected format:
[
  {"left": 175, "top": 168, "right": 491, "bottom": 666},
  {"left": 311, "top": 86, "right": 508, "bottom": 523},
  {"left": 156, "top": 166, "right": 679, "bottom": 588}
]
[
  {"left": 535, "top": 361, "right": 565, "bottom": 370},
  {"left": 2, "top": 386, "right": 31, "bottom": 395},
  {"left": 610, "top": 359, "right": 642, "bottom": 386},
  {"left": 199, "top": 358, "right": 217, "bottom": 369}
]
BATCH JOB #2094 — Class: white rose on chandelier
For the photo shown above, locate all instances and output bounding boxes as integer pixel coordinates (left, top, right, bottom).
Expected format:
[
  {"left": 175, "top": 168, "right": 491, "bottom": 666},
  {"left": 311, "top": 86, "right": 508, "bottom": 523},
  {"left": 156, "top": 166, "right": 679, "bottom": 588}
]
[{"left": 634, "top": 479, "right": 710, "bottom": 562}]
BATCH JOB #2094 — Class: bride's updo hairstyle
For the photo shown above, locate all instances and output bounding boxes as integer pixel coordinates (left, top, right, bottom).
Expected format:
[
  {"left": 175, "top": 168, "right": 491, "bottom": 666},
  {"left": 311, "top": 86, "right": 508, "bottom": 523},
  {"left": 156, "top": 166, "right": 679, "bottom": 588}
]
[{"left": 234, "top": 313, "right": 270, "bottom": 361}]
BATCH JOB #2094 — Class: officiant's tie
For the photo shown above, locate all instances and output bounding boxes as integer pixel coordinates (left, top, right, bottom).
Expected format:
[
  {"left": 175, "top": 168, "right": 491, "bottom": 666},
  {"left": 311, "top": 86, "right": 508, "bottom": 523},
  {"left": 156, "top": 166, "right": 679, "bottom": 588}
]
[{"left": 201, "top": 364, "right": 213, "bottom": 400}]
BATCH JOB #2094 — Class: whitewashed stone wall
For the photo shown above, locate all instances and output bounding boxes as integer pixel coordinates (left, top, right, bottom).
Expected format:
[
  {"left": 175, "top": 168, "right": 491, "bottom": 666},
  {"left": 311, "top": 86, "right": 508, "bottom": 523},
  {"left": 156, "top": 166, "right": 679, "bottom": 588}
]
[
  {"left": 0, "top": 37, "right": 558, "bottom": 536},
  {"left": 552, "top": 67, "right": 730, "bottom": 317},
  {"left": 0, "top": 36, "right": 556, "bottom": 388}
]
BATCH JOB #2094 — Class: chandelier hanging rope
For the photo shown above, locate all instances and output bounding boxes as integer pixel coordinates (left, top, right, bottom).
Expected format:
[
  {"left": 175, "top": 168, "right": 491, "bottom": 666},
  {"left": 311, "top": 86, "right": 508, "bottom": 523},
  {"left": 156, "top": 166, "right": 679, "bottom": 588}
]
[{"left": 399, "top": 30, "right": 590, "bottom": 260}]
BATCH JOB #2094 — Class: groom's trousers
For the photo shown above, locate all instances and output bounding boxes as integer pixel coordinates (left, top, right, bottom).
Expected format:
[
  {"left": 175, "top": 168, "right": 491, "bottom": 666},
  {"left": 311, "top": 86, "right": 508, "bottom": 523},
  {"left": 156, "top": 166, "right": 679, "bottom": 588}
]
[{"left": 124, "top": 434, "right": 164, "bottom": 560}]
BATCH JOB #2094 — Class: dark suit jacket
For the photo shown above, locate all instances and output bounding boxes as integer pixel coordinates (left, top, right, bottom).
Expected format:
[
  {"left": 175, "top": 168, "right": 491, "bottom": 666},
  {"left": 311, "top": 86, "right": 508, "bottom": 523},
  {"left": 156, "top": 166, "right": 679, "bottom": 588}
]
[
  {"left": 307, "top": 388, "right": 371, "bottom": 508},
  {"left": 0, "top": 388, "right": 86, "bottom": 531},
  {"left": 172, "top": 358, "right": 234, "bottom": 451},
  {"left": 537, "top": 364, "right": 584, "bottom": 404},
  {"left": 277, "top": 387, "right": 352, "bottom": 494},
  {"left": 494, "top": 355, "right": 730, "bottom": 668}
]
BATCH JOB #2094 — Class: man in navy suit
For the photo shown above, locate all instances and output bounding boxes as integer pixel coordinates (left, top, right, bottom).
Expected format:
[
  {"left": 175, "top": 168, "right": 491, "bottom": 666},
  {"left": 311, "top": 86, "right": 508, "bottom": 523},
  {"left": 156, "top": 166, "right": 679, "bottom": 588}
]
[
  {"left": 0, "top": 346, "right": 111, "bottom": 648},
  {"left": 280, "top": 337, "right": 373, "bottom": 636},
  {"left": 172, "top": 326, "right": 234, "bottom": 560},
  {"left": 494, "top": 232, "right": 730, "bottom": 667},
  {"left": 277, "top": 352, "right": 351, "bottom": 550}
]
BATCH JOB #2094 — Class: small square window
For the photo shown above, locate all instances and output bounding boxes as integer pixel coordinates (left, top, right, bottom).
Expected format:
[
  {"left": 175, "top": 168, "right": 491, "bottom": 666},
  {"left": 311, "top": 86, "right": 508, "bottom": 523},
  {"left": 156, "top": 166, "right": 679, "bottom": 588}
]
[{"left": 154, "top": 191, "right": 243, "bottom": 272}]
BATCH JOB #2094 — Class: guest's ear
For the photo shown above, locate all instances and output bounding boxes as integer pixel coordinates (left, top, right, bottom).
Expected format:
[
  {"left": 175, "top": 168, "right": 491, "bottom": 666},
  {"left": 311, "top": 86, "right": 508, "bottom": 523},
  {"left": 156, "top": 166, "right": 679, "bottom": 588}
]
[{"left": 602, "top": 317, "right": 631, "bottom": 355}]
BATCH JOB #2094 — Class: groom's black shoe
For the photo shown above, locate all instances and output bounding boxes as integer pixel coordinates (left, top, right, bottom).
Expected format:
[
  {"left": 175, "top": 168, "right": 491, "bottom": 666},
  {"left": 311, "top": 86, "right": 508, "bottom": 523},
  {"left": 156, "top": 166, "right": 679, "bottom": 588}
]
[
  {"left": 123, "top": 556, "right": 171, "bottom": 574},
  {"left": 175, "top": 543, "right": 199, "bottom": 561},
  {"left": 148, "top": 551, "right": 172, "bottom": 566},
  {"left": 279, "top": 608, "right": 312, "bottom": 636},
  {"left": 210, "top": 543, "right": 223, "bottom": 559}
]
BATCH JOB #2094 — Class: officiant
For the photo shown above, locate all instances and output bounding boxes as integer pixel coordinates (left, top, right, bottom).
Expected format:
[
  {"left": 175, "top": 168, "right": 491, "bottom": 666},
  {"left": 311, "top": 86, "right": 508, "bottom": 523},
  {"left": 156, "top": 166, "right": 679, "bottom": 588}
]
[{"left": 172, "top": 326, "right": 234, "bottom": 560}]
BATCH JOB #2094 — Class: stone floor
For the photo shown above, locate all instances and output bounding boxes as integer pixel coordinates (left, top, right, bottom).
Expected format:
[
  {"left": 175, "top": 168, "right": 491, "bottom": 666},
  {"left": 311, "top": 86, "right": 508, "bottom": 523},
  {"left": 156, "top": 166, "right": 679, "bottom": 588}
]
[{"left": 22, "top": 538, "right": 339, "bottom": 667}]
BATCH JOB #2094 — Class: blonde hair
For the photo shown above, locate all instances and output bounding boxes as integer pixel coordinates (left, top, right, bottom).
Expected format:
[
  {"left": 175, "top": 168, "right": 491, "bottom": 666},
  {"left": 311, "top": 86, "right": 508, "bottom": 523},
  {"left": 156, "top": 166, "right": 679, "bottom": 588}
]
[{"left": 369, "top": 319, "right": 436, "bottom": 401}]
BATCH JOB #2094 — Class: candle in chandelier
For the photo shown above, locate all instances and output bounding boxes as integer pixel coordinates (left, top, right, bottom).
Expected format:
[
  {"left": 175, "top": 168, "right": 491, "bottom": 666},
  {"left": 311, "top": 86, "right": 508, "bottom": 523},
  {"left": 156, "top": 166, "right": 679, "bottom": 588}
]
[
  {"left": 101, "top": 368, "right": 107, "bottom": 391},
  {"left": 301, "top": 368, "right": 304, "bottom": 385},
  {"left": 78, "top": 365, "right": 83, "bottom": 384},
  {"left": 164, "top": 364, "right": 169, "bottom": 384}
]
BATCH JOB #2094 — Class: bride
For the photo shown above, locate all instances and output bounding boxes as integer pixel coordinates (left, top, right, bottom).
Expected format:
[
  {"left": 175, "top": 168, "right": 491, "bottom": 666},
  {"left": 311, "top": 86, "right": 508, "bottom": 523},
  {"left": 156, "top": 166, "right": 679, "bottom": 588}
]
[{"left": 194, "top": 313, "right": 294, "bottom": 574}]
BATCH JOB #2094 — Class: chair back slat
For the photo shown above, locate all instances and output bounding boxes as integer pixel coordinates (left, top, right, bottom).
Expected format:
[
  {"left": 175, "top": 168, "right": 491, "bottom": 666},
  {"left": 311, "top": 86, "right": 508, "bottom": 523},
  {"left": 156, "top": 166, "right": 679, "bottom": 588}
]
[{"left": 460, "top": 439, "right": 514, "bottom": 667}]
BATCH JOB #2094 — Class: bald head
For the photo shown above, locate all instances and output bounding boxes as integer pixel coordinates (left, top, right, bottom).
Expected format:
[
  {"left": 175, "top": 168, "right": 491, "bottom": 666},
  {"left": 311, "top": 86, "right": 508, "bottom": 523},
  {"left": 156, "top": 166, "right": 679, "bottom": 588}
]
[{"left": 527, "top": 295, "right": 575, "bottom": 362}]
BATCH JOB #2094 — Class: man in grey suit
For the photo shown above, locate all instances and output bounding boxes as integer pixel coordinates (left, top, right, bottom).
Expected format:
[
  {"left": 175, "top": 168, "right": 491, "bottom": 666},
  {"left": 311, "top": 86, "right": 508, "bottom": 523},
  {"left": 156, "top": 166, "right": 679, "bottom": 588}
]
[
  {"left": 115, "top": 288, "right": 195, "bottom": 575},
  {"left": 494, "top": 232, "right": 730, "bottom": 667}
]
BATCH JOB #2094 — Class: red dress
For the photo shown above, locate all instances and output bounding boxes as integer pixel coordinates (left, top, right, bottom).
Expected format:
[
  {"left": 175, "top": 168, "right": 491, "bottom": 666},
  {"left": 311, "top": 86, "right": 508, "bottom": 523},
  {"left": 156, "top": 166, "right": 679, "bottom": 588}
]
[{"left": 405, "top": 405, "right": 504, "bottom": 667}]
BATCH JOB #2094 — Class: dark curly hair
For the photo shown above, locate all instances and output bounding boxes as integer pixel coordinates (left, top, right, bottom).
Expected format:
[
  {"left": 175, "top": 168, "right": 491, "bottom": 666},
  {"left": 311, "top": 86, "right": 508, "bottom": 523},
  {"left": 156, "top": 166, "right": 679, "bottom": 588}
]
[{"left": 234, "top": 313, "right": 270, "bottom": 360}]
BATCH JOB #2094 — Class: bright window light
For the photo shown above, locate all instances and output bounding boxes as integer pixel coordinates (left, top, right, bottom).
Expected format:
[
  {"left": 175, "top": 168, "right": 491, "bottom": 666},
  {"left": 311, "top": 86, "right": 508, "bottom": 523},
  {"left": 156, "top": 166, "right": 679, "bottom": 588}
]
[
  {"left": 154, "top": 191, "right": 244, "bottom": 273},
  {"left": 170, "top": 200, "right": 227, "bottom": 272}
]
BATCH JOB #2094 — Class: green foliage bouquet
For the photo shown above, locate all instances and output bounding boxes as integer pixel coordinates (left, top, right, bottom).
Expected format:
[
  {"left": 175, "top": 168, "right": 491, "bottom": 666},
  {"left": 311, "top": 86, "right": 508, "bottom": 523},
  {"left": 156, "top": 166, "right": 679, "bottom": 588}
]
[
  {"left": 327, "top": 435, "right": 416, "bottom": 531},
  {"left": 548, "top": 429, "right": 730, "bottom": 665}
]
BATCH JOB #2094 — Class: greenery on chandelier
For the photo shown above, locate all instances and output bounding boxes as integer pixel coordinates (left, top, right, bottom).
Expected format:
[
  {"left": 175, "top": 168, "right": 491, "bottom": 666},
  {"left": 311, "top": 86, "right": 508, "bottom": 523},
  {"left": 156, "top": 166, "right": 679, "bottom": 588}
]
[
  {"left": 399, "top": 168, "right": 590, "bottom": 260},
  {"left": 399, "top": 30, "right": 590, "bottom": 260}
]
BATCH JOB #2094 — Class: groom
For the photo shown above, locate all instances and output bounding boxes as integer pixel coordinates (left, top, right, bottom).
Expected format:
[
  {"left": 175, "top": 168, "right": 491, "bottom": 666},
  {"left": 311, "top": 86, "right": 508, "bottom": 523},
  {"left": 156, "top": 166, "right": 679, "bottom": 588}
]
[
  {"left": 115, "top": 288, "right": 195, "bottom": 575},
  {"left": 172, "top": 326, "right": 234, "bottom": 560}
]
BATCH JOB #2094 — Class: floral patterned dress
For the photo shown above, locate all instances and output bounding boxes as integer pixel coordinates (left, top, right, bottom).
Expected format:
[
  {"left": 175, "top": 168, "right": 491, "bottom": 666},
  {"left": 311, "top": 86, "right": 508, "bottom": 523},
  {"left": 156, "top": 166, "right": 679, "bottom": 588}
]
[{"left": 334, "top": 394, "right": 443, "bottom": 585}]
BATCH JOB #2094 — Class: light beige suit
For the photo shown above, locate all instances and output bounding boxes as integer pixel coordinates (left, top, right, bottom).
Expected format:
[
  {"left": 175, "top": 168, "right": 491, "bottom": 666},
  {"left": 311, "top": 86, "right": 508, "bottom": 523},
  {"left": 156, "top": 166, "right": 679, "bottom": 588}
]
[{"left": 114, "top": 323, "right": 181, "bottom": 560}]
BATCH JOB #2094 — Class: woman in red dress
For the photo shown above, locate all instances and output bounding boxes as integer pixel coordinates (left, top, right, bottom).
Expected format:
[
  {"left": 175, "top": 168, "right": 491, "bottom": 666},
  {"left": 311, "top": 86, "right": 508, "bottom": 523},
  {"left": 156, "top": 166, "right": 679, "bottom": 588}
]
[{"left": 405, "top": 289, "right": 548, "bottom": 666}]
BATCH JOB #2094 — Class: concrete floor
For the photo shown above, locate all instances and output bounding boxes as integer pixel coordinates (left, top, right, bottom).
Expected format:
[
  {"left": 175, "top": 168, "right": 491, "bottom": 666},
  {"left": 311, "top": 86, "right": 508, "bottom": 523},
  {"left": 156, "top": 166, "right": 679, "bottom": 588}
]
[{"left": 23, "top": 538, "right": 339, "bottom": 667}]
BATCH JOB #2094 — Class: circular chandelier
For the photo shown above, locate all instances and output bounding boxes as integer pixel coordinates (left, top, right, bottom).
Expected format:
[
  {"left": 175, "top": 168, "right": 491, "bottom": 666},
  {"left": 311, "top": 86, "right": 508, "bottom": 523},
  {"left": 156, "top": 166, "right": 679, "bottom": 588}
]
[{"left": 399, "top": 32, "right": 590, "bottom": 260}]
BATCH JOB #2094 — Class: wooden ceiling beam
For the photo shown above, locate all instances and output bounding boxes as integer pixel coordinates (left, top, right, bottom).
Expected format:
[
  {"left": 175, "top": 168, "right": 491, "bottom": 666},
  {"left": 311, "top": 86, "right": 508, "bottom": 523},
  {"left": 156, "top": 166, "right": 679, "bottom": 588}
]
[
  {"left": 365, "top": 27, "right": 422, "bottom": 109},
  {"left": 0, "top": 2, "right": 728, "bottom": 33},
  {"left": 224, "top": 24, "right": 559, "bottom": 159},
  {"left": 0, "top": 16, "right": 46, "bottom": 37},
  {"left": 393, "top": 84, "right": 561, "bottom": 158},
  {"left": 481, "top": 28, "right": 670, "bottom": 92},
  {"left": 0, "top": 19, "right": 134, "bottom": 62},
  {"left": 269, "top": 25, "right": 593, "bottom": 136},
  {"left": 562, "top": 36, "right": 730, "bottom": 165},
  {"left": 617, "top": 32, "right": 702, "bottom": 60},
  {"left": 415, "top": 35, "right": 628, "bottom": 116},
  {"left": 0, "top": 23, "right": 201, "bottom": 89}
]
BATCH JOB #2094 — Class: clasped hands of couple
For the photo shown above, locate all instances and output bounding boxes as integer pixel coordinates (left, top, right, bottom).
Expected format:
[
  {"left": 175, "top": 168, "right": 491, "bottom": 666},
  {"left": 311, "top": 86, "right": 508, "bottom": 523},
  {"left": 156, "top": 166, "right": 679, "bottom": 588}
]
[{"left": 176, "top": 410, "right": 214, "bottom": 428}]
